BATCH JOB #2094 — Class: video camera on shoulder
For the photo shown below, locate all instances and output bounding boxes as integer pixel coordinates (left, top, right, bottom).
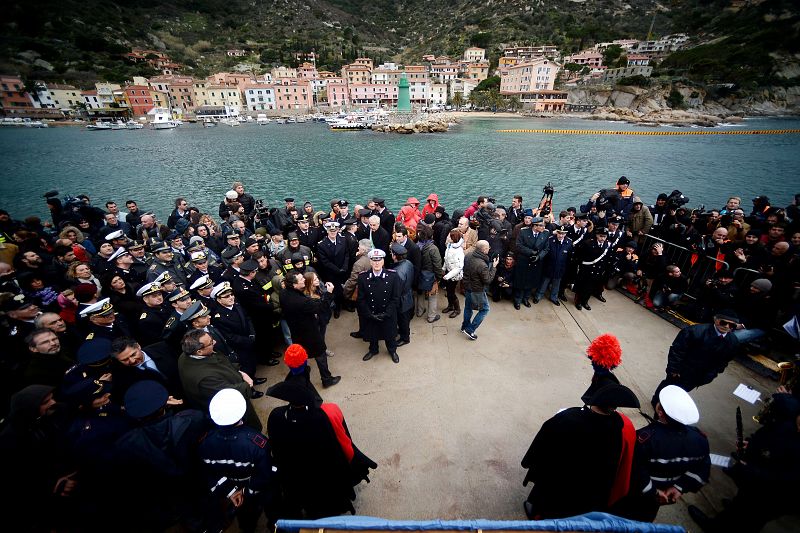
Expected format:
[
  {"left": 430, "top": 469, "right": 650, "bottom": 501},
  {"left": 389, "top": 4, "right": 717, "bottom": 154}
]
[{"left": 666, "top": 190, "right": 689, "bottom": 209}]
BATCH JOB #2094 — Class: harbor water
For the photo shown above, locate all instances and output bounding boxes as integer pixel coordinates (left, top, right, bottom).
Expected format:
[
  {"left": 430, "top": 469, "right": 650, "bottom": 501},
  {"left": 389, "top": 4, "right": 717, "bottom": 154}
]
[{"left": 1, "top": 116, "right": 799, "bottom": 220}]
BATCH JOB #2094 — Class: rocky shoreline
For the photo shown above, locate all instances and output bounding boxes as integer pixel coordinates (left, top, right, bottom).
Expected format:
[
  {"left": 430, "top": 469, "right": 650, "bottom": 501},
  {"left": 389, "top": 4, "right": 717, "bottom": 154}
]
[{"left": 371, "top": 114, "right": 458, "bottom": 134}]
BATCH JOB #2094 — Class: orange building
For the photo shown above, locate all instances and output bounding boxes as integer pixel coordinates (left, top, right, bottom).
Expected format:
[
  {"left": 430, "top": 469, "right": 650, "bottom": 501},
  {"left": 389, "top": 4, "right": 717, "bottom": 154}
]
[
  {"left": 123, "top": 85, "right": 154, "bottom": 117},
  {"left": 0, "top": 74, "right": 34, "bottom": 115}
]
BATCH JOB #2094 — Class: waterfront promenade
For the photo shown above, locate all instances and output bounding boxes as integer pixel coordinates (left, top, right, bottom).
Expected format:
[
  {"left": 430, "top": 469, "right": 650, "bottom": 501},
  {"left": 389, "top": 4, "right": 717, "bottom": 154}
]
[{"left": 252, "top": 289, "right": 795, "bottom": 532}]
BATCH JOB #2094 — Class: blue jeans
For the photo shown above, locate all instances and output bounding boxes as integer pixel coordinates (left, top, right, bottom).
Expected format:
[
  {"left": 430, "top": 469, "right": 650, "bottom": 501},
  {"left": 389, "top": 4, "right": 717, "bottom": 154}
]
[
  {"left": 733, "top": 328, "right": 766, "bottom": 343},
  {"left": 652, "top": 292, "right": 681, "bottom": 308},
  {"left": 461, "top": 290, "right": 490, "bottom": 334},
  {"left": 536, "top": 276, "right": 561, "bottom": 302}
]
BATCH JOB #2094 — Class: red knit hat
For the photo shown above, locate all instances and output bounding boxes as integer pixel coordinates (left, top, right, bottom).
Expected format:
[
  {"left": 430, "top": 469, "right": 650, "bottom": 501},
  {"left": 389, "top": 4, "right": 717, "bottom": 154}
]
[
  {"left": 586, "top": 333, "right": 622, "bottom": 370},
  {"left": 284, "top": 344, "right": 308, "bottom": 369}
]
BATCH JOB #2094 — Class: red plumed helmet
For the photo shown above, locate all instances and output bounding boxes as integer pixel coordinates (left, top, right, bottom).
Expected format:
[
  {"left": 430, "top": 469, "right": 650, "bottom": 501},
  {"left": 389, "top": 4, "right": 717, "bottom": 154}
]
[
  {"left": 284, "top": 344, "right": 308, "bottom": 368},
  {"left": 586, "top": 333, "right": 622, "bottom": 370}
]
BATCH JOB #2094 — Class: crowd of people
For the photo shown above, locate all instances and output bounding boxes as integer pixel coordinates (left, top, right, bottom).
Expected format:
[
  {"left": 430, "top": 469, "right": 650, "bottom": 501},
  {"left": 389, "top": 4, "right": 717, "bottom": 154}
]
[{"left": 0, "top": 178, "right": 798, "bottom": 532}]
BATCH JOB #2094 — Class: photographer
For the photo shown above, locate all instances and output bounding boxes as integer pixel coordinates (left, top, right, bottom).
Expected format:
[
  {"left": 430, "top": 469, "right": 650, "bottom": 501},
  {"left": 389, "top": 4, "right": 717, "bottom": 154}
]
[
  {"left": 625, "top": 198, "right": 653, "bottom": 248},
  {"left": 649, "top": 265, "right": 688, "bottom": 312}
]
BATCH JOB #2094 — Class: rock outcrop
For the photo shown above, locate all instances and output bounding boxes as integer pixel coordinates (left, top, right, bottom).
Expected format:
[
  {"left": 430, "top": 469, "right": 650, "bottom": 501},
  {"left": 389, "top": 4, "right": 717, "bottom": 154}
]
[
  {"left": 372, "top": 115, "right": 457, "bottom": 134},
  {"left": 569, "top": 83, "right": 800, "bottom": 126}
]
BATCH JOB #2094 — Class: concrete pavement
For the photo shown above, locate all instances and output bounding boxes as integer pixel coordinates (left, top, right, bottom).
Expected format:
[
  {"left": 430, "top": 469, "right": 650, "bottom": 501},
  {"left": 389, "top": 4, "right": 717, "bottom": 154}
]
[{"left": 252, "top": 290, "right": 796, "bottom": 532}]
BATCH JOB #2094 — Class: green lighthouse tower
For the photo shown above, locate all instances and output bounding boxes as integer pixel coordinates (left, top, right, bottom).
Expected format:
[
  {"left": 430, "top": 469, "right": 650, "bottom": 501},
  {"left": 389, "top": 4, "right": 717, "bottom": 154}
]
[{"left": 397, "top": 73, "right": 411, "bottom": 112}]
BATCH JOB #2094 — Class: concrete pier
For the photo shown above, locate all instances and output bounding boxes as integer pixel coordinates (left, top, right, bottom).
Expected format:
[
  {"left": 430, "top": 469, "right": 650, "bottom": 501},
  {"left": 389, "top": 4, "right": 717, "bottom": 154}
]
[{"left": 253, "top": 290, "right": 796, "bottom": 532}]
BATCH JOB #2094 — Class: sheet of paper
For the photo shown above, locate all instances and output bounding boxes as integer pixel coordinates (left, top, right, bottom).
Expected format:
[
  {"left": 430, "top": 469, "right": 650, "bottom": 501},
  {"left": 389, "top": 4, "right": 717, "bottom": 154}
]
[
  {"left": 733, "top": 383, "right": 761, "bottom": 404},
  {"left": 710, "top": 454, "right": 733, "bottom": 468}
]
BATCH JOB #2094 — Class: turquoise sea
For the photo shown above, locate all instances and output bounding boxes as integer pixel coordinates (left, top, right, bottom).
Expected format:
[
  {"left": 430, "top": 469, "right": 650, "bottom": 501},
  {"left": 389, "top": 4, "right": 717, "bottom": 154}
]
[{"left": 1, "top": 116, "right": 799, "bottom": 221}]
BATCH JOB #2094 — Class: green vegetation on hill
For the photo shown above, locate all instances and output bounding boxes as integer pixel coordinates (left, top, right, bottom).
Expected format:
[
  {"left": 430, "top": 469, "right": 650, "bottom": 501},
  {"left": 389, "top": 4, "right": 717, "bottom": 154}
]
[{"left": 1, "top": 0, "right": 798, "bottom": 93}]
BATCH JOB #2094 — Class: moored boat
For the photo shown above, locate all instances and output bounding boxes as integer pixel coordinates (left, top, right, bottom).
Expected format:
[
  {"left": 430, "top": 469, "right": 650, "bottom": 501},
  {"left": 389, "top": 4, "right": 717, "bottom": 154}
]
[
  {"left": 149, "top": 107, "right": 178, "bottom": 129},
  {"left": 256, "top": 114, "right": 270, "bottom": 125},
  {"left": 125, "top": 120, "right": 144, "bottom": 129},
  {"left": 86, "top": 120, "right": 112, "bottom": 131},
  {"left": 329, "top": 119, "right": 367, "bottom": 131}
]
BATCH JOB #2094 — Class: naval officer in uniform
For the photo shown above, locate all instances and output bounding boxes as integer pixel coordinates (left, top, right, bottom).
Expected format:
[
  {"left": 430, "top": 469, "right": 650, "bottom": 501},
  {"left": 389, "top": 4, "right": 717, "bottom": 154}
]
[{"left": 357, "top": 248, "right": 401, "bottom": 363}]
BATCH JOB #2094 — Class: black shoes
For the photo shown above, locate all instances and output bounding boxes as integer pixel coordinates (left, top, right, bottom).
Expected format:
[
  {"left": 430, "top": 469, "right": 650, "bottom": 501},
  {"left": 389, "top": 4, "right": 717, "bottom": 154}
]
[
  {"left": 532, "top": 297, "right": 540, "bottom": 304},
  {"left": 514, "top": 302, "right": 521, "bottom": 310},
  {"left": 461, "top": 328, "right": 477, "bottom": 340},
  {"left": 550, "top": 299, "right": 560, "bottom": 306},
  {"left": 427, "top": 314, "right": 440, "bottom": 323},
  {"left": 322, "top": 376, "right": 341, "bottom": 388},
  {"left": 449, "top": 308, "right": 460, "bottom": 318},
  {"left": 596, "top": 294, "right": 607, "bottom": 303},
  {"left": 523, "top": 500, "right": 535, "bottom": 520},
  {"left": 390, "top": 352, "right": 399, "bottom": 364},
  {"left": 396, "top": 339, "right": 410, "bottom": 347},
  {"left": 265, "top": 358, "right": 280, "bottom": 366},
  {"left": 362, "top": 351, "right": 377, "bottom": 361},
  {"left": 558, "top": 293, "right": 568, "bottom": 302},
  {"left": 253, "top": 377, "right": 268, "bottom": 385},
  {"left": 576, "top": 303, "right": 582, "bottom": 310},
  {"left": 333, "top": 309, "right": 340, "bottom": 319},
  {"left": 688, "top": 505, "right": 715, "bottom": 532},
  {"left": 251, "top": 390, "right": 264, "bottom": 399},
  {"left": 584, "top": 303, "right": 592, "bottom": 311},
  {"left": 442, "top": 306, "right": 453, "bottom": 313},
  {"left": 522, "top": 299, "right": 531, "bottom": 308},
  {"left": 349, "top": 331, "right": 362, "bottom": 338}
]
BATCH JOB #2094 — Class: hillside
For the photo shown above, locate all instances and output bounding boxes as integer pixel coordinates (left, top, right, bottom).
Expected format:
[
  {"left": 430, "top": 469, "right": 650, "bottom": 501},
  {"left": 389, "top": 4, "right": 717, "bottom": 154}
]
[{"left": 1, "top": 0, "right": 798, "bottom": 91}]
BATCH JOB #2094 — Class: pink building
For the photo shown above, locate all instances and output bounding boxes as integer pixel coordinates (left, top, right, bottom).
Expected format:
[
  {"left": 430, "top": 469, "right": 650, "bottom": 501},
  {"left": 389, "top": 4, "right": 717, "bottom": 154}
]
[
  {"left": 500, "top": 58, "right": 566, "bottom": 112},
  {"left": 326, "top": 78, "right": 349, "bottom": 109},
  {"left": 348, "top": 84, "right": 398, "bottom": 107},
  {"left": 564, "top": 50, "right": 603, "bottom": 68},
  {"left": 272, "top": 79, "right": 313, "bottom": 111}
]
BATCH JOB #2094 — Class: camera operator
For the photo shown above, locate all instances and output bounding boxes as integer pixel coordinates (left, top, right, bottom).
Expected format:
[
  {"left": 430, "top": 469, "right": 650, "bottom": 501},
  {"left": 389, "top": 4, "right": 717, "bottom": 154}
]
[
  {"left": 648, "top": 193, "right": 670, "bottom": 236},
  {"left": 475, "top": 201, "right": 496, "bottom": 241}
]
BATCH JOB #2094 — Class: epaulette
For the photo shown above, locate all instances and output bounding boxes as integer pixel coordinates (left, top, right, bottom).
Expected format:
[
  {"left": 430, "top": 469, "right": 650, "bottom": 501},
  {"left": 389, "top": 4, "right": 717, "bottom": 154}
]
[
  {"left": 637, "top": 429, "right": 652, "bottom": 443},
  {"left": 214, "top": 313, "right": 221, "bottom": 318},
  {"left": 148, "top": 264, "right": 158, "bottom": 271},
  {"left": 251, "top": 433, "right": 267, "bottom": 449},
  {"left": 140, "top": 312, "right": 147, "bottom": 320},
  {"left": 85, "top": 332, "right": 95, "bottom": 340},
  {"left": 386, "top": 268, "right": 396, "bottom": 272},
  {"left": 165, "top": 317, "right": 175, "bottom": 327}
]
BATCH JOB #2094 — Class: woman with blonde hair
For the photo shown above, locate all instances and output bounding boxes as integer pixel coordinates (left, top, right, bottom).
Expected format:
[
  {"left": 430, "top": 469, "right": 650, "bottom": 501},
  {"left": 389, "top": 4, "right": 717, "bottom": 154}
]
[{"left": 66, "top": 261, "right": 102, "bottom": 296}]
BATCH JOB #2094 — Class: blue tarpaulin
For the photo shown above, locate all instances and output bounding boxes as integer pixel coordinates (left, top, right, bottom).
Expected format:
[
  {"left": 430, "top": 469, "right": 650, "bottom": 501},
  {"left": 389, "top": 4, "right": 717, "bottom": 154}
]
[{"left": 276, "top": 513, "right": 685, "bottom": 533}]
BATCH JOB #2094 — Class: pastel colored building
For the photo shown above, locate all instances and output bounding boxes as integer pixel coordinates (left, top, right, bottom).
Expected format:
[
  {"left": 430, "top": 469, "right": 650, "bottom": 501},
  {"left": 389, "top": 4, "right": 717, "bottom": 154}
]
[
  {"left": 243, "top": 84, "right": 276, "bottom": 111},
  {"left": 47, "top": 84, "right": 82, "bottom": 113},
  {"left": 0, "top": 75, "right": 35, "bottom": 114},
  {"left": 353, "top": 58, "right": 374, "bottom": 70},
  {"left": 430, "top": 83, "right": 448, "bottom": 105},
  {"left": 81, "top": 90, "right": 102, "bottom": 112},
  {"left": 348, "top": 83, "right": 398, "bottom": 108},
  {"left": 298, "top": 62, "right": 318, "bottom": 79},
  {"left": 123, "top": 85, "right": 155, "bottom": 117},
  {"left": 500, "top": 58, "right": 566, "bottom": 111},
  {"left": 502, "top": 45, "right": 559, "bottom": 59},
  {"left": 463, "top": 47, "right": 486, "bottom": 62},
  {"left": 271, "top": 66, "right": 298, "bottom": 80},
  {"left": 465, "top": 61, "right": 489, "bottom": 81},
  {"left": 326, "top": 78, "right": 349, "bottom": 109},
  {"left": 371, "top": 68, "right": 402, "bottom": 85},
  {"left": 403, "top": 65, "right": 430, "bottom": 105},
  {"left": 342, "top": 63, "right": 371, "bottom": 85},
  {"left": 169, "top": 79, "right": 194, "bottom": 112},
  {"left": 272, "top": 79, "right": 313, "bottom": 111},
  {"left": 564, "top": 50, "right": 603, "bottom": 68},
  {"left": 450, "top": 78, "right": 479, "bottom": 99},
  {"left": 430, "top": 62, "right": 460, "bottom": 83}
]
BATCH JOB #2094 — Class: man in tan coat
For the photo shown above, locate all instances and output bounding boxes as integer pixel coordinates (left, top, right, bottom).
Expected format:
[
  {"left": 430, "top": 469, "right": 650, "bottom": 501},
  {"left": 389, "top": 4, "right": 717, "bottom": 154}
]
[{"left": 344, "top": 239, "right": 373, "bottom": 339}]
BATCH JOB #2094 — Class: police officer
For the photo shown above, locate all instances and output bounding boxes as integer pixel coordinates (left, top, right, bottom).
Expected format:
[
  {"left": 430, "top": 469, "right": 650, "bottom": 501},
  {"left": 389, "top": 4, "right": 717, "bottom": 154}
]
[
  {"left": 559, "top": 213, "right": 591, "bottom": 301},
  {"left": 146, "top": 241, "right": 188, "bottom": 285},
  {"left": 210, "top": 282, "right": 263, "bottom": 385},
  {"left": 230, "top": 259, "right": 280, "bottom": 367},
  {"left": 186, "top": 250, "right": 223, "bottom": 287},
  {"left": 198, "top": 389, "right": 280, "bottom": 533},
  {"left": 606, "top": 215, "right": 625, "bottom": 250},
  {"left": 573, "top": 228, "right": 612, "bottom": 311},
  {"left": 127, "top": 240, "right": 152, "bottom": 275},
  {"left": 189, "top": 274, "right": 215, "bottom": 309},
  {"left": 316, "top": 220, "right": 349, "bottom": 318},
  {"left": 80, "top": 297, "right": 132, "bottom": 340},
  {"left": 295, "top": 213, "right": 319, "bottom": 257},
  {"left": 614, "top": 386, "right": 709, "bottom": 522},
  {"left": 134, "top": 281, "right": 170, "bottom": 346},
  {"left": 161, "top": 286, "right": 193, "bottom": 350},
  {"left": 220, "top": 247, "right": 245, "bottom": 280},
  {"left": 108, "top": 246, "right": 145, "bottom": 290},
  {"left": 357, "top": 249, "right": 401, "bottom": 364},
  {"left": 374, "top": 197, "right": 395, "bottom": 235},
  {"left": 180, "top": 300, "right": 239, "bottom": 365}
]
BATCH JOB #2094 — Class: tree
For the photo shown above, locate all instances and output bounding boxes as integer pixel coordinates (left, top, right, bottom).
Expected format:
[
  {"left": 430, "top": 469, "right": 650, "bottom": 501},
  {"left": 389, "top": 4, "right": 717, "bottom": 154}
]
[
  {"left": 469, "top": 90, "right": 489, "bottom": 110},
  {"left": 667, "top": 88, "right": 686, "bottom": 109},
  {"left": 452, "top": 92, "right": 464, "bottom": 109},
  {"left": 564, "top": 62, "right": 582, "bottom": 73},
  {"left": 507, "top": 95, "right": 522, "bottom": 112},
  {"left": 473, "top": 75, "right": 500, "bottom": 92},
  {"left": 602, "top": 44, "right": 623, "bottom": 68}
]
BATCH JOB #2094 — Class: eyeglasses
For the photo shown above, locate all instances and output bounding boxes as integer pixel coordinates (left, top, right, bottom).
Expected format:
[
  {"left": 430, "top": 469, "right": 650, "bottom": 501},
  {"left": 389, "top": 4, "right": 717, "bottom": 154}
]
[{"left": 717, "top": 319, "right": 738, "bottom": 328}]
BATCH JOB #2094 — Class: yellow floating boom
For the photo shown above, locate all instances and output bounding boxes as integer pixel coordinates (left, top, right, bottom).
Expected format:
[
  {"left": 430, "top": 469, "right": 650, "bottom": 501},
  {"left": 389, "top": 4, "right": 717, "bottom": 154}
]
[{"left": 495, "top": 129, "right": 800, "bottom": 135}]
